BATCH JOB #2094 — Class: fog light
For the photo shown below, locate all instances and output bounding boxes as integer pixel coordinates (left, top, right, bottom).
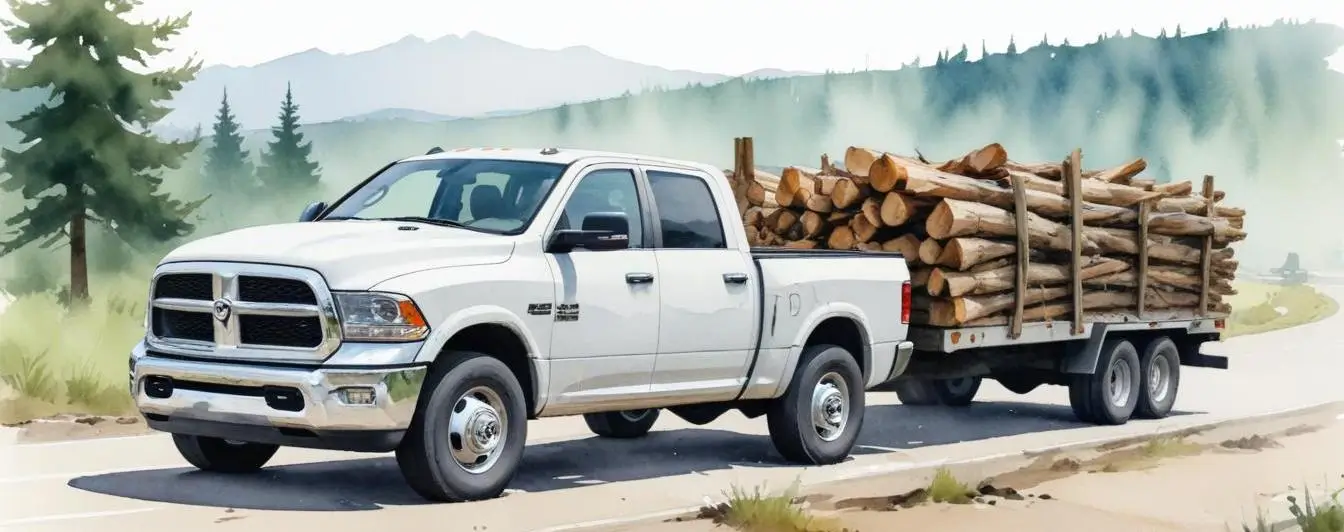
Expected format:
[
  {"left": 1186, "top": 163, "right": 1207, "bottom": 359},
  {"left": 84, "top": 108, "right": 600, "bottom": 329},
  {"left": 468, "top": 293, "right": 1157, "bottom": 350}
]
[{"left": 337, "top": 387, "right": 377, "bottom": 405}]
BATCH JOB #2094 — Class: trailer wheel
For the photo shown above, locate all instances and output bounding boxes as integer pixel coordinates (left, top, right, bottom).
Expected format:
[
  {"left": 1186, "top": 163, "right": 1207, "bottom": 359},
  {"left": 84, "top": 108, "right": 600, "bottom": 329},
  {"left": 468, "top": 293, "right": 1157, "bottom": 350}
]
[
  {"left": 1068, "top": 338, "right": 1141, "bottom": 425},
  {"left": 767, "top": 344, "right": 865, "bottom": 465},
  {"left": 584, "top": 409, "right": 660, "bottom": 438},
  {"left": 172, "top": 434, "right": 278, "bottom": 473},
  {"left": 892, "top": 378, "right": 980, "bottom": 406},
  {"left": 1135, "top": 337, "right": 1181, "bottom": 419},
  {"left": 396, "top": 351, "right": 528, "bottom": 502}
]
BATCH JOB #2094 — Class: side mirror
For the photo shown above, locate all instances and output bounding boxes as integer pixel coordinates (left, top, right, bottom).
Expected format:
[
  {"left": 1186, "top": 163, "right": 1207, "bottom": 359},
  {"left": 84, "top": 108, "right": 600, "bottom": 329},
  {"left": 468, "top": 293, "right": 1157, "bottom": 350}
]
[
  {"left": 547, "top": 212, "right": 630, "bottom": 253},
  {"left": 298, "top": 201, "right": 327, "bottom": 222}
]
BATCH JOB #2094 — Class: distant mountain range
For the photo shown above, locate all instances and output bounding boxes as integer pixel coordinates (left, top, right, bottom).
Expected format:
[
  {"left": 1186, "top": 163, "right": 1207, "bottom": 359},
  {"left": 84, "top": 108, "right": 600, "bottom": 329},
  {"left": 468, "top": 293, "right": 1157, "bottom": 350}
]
[{"left": 155, "top": 32, "right": 816, "bottom": 130}]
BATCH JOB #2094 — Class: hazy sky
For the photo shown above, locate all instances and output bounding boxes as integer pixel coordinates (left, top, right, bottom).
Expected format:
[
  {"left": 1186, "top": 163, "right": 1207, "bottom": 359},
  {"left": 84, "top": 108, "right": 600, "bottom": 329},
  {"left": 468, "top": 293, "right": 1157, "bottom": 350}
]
[{"left": 2, "top": 0, "right": 1342, "bottom": 74}]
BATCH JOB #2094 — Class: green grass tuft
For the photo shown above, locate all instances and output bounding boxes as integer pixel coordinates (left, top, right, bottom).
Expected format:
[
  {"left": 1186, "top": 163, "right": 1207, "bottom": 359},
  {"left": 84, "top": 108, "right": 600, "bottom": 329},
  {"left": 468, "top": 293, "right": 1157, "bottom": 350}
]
[
  {"left": 713, "top": 481, "right": 840, "bottom": 532},
  {"left": 928, "top": 467, "right": 975, "bottom": 504},
  {"left": 1225, "top": 282, "right": 1339, "bottom": 338}
]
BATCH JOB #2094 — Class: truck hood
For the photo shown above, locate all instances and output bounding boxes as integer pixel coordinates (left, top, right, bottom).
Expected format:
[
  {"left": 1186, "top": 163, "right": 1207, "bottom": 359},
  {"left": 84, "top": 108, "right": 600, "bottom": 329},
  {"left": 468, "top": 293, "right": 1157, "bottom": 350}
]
[{"left": 160, "top": 221, "right": 516, "bottom": 290}]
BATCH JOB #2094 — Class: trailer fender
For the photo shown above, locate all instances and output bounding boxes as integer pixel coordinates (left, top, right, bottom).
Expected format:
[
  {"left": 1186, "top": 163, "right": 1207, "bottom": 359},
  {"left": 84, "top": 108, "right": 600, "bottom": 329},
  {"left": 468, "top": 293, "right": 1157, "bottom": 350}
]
[{"left": 1058, "top": 323, "right": 1109, "bottom": 375}]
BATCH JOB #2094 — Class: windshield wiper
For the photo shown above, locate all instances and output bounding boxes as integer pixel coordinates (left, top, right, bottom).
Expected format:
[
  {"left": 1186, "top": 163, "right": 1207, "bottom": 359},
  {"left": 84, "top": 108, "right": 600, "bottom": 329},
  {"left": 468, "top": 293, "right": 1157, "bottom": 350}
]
[
  {"left": 323, "top": 215, "right": 367, "bottom": 221},
  {"left": 371, "top": 216, "right": 469, "bottom": 229}
]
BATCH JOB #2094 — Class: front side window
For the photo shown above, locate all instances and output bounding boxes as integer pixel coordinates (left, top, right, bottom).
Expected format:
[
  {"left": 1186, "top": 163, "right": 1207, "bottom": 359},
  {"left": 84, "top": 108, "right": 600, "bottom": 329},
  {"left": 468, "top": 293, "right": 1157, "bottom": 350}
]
[
  {"left": 646, "top": 170, "right": 726, "bottom": 249},
  {"left": 323, "top": 158, "right": 568, "bottom": 234},
  {"left": 555, "top": 168, "right": 644, "bottom": 248}
]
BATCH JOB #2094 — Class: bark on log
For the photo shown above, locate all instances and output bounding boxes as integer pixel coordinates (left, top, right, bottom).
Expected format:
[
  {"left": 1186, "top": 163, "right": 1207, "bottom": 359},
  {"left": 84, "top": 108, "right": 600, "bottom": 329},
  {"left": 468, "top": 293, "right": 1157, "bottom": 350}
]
[
  {"left": 1089, "top": 158, "right": 1147, "bottom": 184},
  {"left": 928, "top": 256, "right": 1131, "bottom": 298},
  {"left": 930, "top": 286, "right": 1070, "bottom": 325},
  {"left": 1154, "top": 195, "right": 1245, "bottom": 217},
  {"left": 870, "top": 155, "right": 1138, "bottom": 225},
  {"left": 925, "top": 198, "right": 1097, "bottom": 253},
  {"left": 1152, "top": 181, "right": 1192, "bottom": 196},
  {"left": 956, "top": 289, "right": 1229, "bottom": 326},
  {"left": 805, "top": 194, "right": 834, "bottom": 213},
  {"left": 1010, "top": 170, "right": 1163, "bottom": 207},
  {"left": 1146, "top": 212, "right": 1247, "bottom": 243}
]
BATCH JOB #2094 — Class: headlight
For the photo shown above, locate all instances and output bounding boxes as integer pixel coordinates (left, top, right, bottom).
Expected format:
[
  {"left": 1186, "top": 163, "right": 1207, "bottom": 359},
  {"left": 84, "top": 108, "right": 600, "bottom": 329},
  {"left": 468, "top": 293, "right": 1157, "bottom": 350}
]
[{"left": 333, "top": 292, "right": 430, "bottom": 342}]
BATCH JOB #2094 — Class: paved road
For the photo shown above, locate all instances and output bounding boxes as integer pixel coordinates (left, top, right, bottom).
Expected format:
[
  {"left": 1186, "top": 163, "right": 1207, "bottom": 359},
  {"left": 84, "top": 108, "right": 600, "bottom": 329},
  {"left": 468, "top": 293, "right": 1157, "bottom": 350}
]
[{"left": 3, "top": 286, "right": 1342, "bottom": 531}]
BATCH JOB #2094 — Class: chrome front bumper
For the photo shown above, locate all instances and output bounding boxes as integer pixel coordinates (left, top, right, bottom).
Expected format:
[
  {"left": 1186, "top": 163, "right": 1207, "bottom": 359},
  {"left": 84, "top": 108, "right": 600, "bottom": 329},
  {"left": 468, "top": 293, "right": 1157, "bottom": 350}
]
[{"left": 130, "top": 339, "right": 428, "bottom": 452}]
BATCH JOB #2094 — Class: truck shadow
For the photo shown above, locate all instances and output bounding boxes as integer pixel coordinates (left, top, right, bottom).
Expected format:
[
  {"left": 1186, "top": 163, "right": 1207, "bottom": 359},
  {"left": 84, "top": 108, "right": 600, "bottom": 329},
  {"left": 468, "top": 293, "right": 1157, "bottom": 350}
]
[{"left": 66, "top": 400, "right": 1201, "bottom": 512}]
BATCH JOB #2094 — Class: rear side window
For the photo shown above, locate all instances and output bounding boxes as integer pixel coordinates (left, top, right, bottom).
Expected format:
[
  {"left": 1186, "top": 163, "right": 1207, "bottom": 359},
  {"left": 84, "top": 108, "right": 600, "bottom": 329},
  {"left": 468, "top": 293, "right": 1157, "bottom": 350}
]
[{"left": 646, "top": 170, "right": 726, "bottom": 249}]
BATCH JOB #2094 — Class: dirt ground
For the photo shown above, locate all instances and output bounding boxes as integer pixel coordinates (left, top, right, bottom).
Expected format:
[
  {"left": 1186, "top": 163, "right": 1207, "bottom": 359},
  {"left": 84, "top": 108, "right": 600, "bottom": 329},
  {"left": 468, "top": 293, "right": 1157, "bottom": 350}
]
[
  {"left": 2, "top": 412, "right": 148, "bottom": 443},
  {"left": 636, "top": 406, "right": 1344, "bottom": 532}
]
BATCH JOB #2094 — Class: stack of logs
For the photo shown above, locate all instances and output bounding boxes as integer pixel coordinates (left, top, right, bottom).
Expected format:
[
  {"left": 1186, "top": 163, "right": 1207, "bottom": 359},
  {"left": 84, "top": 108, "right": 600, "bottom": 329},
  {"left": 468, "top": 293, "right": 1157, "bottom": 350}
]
[{"left": 726, "top": 137, "right": 1245, "bottom": 331}]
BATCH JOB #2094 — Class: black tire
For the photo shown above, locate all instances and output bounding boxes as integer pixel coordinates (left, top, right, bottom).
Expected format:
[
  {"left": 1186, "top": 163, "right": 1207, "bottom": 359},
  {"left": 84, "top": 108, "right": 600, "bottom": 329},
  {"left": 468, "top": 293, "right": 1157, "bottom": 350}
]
[
  {"left": 172, "top": 434, "right": 279, "bottom": 473},
  {"left": 892, "top": 377, "right": 980, "bottom": 406},
  {"left": 584, "top": 409, "right": 660, "bottom": 438},
  {"left": 1135, "top": 337, "right": 1181, "bottom": 419},
  {"left": 1067, "top": 338, "right": 1141, "bottom": 425},
  {"left": 396, "top": 351, "right": 528, "bottom": 503},
  {"left": 766, "top": 344, "right": 865, "bottom": 465},
  {"left": 892, "top": 379, "right": 939, "bottom": 406},
  {"left": 931, "top": 377, "right": 981, "bottom": 406}
]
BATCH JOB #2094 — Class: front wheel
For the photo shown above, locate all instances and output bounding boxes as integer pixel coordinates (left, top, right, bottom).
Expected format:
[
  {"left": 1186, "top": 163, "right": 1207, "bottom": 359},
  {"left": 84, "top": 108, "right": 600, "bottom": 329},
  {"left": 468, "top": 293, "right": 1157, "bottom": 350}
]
[
  {"left": 396, "top": 352, "right": 528, "bottom": 503},
  {"left": 584, "top": 409, "right": 660, "bottom": 438},
  {"left": 766, "top": 344, "right": 865, "bottom": 465},
  {"left": 172, "top": 434, "right": 278, "bottom": 473}
]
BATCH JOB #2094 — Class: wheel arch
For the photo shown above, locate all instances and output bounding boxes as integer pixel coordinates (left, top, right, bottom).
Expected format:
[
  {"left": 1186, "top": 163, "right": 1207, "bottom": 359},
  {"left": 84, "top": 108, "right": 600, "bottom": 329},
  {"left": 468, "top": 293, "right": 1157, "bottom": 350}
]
[
  {"left": 776, "top": 305, "right": 873, "bottom": 395},
  {"left": 416, "top": 305, "right": 544, "bottom": 417}
]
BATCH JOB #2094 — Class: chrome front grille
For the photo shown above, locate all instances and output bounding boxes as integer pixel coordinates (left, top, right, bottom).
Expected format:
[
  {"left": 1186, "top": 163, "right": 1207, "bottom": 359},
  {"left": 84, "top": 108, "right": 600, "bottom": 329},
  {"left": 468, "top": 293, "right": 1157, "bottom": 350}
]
[{"left": 146, "top": 262, "right": 342, "bottom": 363}]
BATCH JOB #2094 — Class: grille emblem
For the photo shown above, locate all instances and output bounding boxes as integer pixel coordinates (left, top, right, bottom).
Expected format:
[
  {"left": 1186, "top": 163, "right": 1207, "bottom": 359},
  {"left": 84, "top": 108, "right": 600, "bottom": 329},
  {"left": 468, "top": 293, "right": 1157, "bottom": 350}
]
[{"left": 212, "top": 298, "right": 233, "bottom": 322}]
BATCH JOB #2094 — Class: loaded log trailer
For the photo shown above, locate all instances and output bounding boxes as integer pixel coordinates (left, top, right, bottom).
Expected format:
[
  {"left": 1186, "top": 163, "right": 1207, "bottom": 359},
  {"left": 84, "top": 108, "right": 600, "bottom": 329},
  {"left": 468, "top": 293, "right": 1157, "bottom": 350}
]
[{"left": 729, "top": 137, "right": 1234, "bottom": 424}]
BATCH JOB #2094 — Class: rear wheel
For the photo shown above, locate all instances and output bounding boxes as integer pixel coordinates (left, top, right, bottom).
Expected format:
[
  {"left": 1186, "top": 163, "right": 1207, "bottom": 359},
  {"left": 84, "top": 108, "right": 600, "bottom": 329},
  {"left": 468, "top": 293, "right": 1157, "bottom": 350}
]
[
  {"left": 1069, "top": 338, "right": 1141, "bottom": 425},
  {"left": 766, "top": 344, "right": 865, "bottom": 465},
  {"left": 172, "top": 434, "right": 278, "bottom": 473},
  {"left": 584, "top": 409, "right": 660, "bottom": 438},
  {"left": 1135, "top": 337, "right": 1181, "bottom": 419},
  {"left": 396, "top": 352, "right": 528, "bottom": 503},
  {"left": 893, "top": 377, "right": 982, "bottom": 407}
]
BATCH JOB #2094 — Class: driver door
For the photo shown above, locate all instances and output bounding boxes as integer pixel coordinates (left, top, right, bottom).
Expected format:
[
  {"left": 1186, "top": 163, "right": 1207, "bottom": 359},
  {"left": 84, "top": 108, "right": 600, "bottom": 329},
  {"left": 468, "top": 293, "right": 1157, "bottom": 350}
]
[{"left": 543, "top": 165, "right": 661, "bottom": 412}]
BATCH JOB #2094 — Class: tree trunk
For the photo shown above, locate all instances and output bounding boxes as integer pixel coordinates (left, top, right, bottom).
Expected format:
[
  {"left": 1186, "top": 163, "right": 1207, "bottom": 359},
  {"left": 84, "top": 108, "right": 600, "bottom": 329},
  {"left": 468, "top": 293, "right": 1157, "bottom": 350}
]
[
  {"left": 927, "top": 256, "right": 1130, "bottom": 297},
  {"left": 870, "top": 154, "right": 1138, "bottom": 225},
  {"left": 1089, "top": 158, "right": 1147, "bottom": 184},
  {"left": 69, "top": 210, "right": 90, "bottom": 305},
  {"left": 1146, "top": 212, "right": 1247, "bottom": 243},
  {"left": 934, "top": 237, "right": 1019, "bottom": 270},
  {"left": 935, "top": 143, "right": 1009, "bottom": 177},
  {"left": 1010, "top": 170, "right": 1162, "bottom": 207},
  {"left": 925, "top": 198, "right": 1096, "bottom": 253},
  {"left": 1154, "top": 195, "right": 1244, "bottom": 217},
  {"left": 882, "top": 234, "right": 922, "bottom": 263},
  {"left": 930, "top": 286, "right": 1071, "bottom": 325}
]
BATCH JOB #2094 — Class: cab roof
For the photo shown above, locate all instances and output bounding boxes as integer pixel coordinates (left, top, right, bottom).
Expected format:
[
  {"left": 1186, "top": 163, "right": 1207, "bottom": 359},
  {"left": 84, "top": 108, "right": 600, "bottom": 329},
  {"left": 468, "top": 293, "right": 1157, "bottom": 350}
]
[{"left": 398, "top": 147, "right": 718, "bottom": 174}]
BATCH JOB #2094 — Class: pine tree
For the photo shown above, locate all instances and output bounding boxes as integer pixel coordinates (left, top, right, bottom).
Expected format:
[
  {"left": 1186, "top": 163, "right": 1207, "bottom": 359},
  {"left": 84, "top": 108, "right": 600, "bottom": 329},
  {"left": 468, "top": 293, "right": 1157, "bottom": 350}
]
[
  {"left": 1218, "top": 18, "right": 1230, "bottom": 31},
  {"left": 950, "top": 44, "right": 969, "bottom": 63},
  {"left": 1006, "top": 36, "right": 1018, "bottom": 55},
  {"left": 1040, "top": 34, "right": 1050, "bottom": 47},
  {"left": 258, "top": 83, "right": 321, "bottom": 191},
  {"left": 1174, "top": 25, "right": 1183, "bottom": 38},
  {"left": 202, "top": 89, "right": 253, "bottom": 194},
  {"left": 0, "top": 0, "right": 203, "bottom": 304},
  {"left": 935, "top": 50, "right": 946, "bottom": 66},
  {"left": 980, "top": 40, "right": 988, "bottom": 60}
]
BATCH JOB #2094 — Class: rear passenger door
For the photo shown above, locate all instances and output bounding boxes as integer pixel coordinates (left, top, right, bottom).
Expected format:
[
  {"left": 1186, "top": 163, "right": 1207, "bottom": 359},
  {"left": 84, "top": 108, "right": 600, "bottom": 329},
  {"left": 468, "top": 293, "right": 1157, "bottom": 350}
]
[{"left": 643, "top": 167, "right": 757, "bottom": 402}]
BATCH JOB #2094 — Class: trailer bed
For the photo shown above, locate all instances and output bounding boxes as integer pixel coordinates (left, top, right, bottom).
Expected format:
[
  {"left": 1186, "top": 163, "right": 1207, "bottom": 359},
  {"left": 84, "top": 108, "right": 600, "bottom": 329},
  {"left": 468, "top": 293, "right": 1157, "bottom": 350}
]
[{"left": 908, "top": 311, "right": 1226, "bottom": 353}]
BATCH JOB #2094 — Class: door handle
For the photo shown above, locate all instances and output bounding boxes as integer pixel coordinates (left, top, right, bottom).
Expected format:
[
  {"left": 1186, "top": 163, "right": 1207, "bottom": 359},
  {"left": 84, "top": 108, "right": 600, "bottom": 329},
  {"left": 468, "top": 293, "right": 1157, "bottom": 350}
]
[
  {"left": 723, "top": 272, "right": 749, "bottom": 284},
  {"left": 625, "top": 272, "right": 655, "bottom": 284}
]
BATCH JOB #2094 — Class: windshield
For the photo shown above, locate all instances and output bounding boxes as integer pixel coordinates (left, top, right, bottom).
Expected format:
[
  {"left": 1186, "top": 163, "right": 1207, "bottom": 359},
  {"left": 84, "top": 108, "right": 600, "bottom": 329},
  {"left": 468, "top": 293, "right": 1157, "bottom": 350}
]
[{"left": 322, "top": 158, "right": 569, "bottom": 234}]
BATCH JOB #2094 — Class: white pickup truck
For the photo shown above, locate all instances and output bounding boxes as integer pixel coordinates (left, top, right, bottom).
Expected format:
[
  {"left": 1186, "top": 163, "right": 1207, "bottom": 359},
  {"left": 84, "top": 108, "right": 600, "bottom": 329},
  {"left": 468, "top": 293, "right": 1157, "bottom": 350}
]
[{"left": 131, "top": 147, "right": 914, "bottom": 502}]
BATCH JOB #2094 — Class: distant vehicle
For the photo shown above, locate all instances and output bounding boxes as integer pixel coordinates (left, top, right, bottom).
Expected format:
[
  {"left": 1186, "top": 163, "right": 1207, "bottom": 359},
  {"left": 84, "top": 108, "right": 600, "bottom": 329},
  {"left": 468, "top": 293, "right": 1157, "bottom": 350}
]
[{"left": 1270, "top": 252, "right": 1309, "bottom": 285}]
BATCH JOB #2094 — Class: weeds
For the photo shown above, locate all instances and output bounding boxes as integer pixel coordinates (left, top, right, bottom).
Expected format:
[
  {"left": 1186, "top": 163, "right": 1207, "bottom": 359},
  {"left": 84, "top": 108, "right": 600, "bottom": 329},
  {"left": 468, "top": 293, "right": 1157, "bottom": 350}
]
[
  {"left": 706, "top": 481, "right": 842, "bottom": 532},
  {"left": 1242, "top": 483, "right": 1344, "bottom": 532},
  {"left": 1225, "top": 283, "right": 1339, "bottom": 338},
  {"left": 0, "top": 273, "right": 148, "bottom": 424},
  {"left": 927, "top": 468, "right": 976, "bottom": 504}
]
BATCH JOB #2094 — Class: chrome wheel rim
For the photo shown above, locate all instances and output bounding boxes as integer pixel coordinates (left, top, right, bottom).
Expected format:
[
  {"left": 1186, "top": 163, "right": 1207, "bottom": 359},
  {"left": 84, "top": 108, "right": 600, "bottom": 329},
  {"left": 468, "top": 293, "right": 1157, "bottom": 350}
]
[
  {"left": 1148, "top": 354, "right": 1172, "bottom": 404},
  {"left": 1107, "top": 358, "right": 1134, "bottom": 408},
  {"left": 619, "top": 409, "right": 652, "bottom": 423},
  {"left": 811, "top": 372, "right": 849, "bottom": 442},
  {"left": 448, "top": 386, "right": 508, "bottom": 474}
]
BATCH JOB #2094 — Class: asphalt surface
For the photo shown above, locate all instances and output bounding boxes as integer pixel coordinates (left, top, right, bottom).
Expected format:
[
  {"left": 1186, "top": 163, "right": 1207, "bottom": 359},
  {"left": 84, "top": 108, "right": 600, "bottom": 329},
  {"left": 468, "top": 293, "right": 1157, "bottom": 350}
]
[{"left": 2, "top": 284, "right": 1341, "bottom": 532}]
